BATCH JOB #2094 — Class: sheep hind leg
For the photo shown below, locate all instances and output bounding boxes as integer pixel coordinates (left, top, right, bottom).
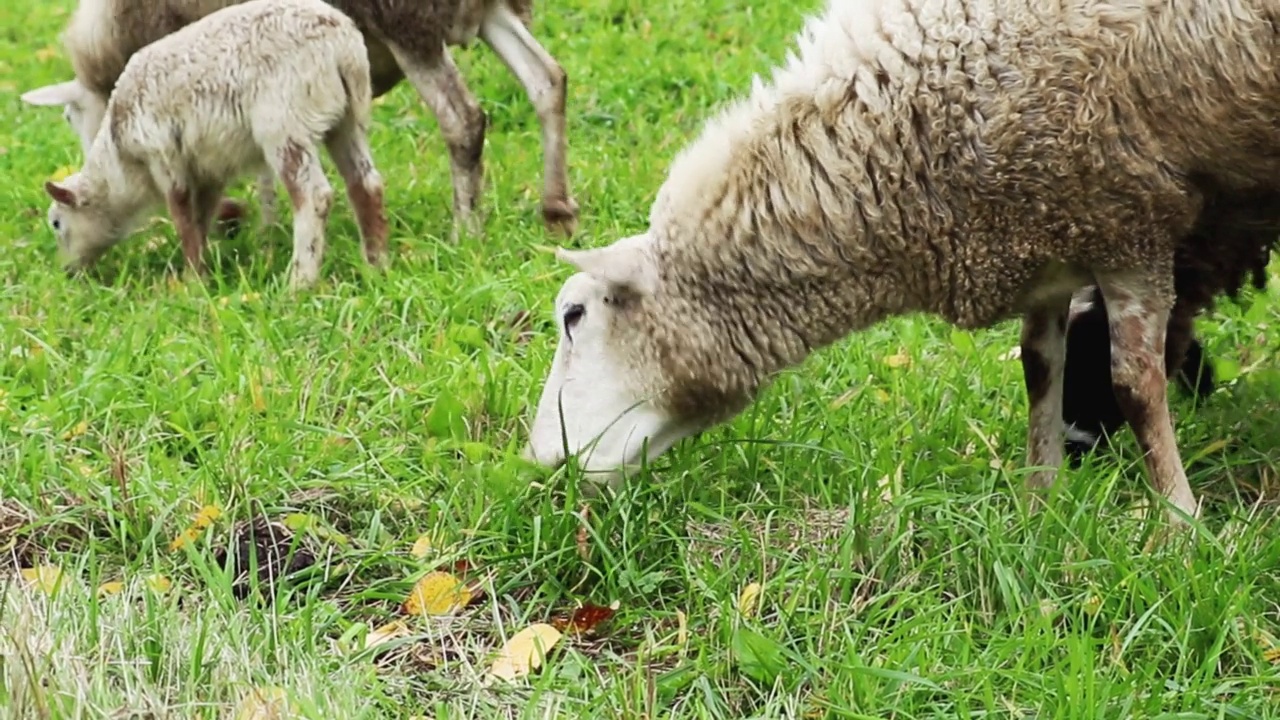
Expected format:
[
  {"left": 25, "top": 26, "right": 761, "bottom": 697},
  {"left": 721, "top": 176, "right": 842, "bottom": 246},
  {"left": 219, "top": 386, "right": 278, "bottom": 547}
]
[
  {"left": 265, "top": 138, "right": 334, "bottom": 289},
  {"left": 384, "top": 41, "right": 485, "bottom": 242},
  {"left": 326, "top": 121, "right": 389, "bottom": 269},
  {"left": 1096, "top": 274, "right": 1199, "bottom": 524},
  {"left": 480, "top": 2, "right": 578, "bottom": 236},
  {"left": 1019, "top": 296, "right": 1071, "bottom": 504}
]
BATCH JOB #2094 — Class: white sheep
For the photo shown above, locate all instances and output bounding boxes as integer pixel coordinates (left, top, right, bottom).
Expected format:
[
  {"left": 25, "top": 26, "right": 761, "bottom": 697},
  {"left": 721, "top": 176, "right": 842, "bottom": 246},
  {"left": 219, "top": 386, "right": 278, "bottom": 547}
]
[
  {"left": 21, "top": 0, "right": 577, "bottom": 240},
  {"left": 42, "top": 0, "right": 388, "bottom": 288},
  {"left": 521, "top": 0, "right": 1280, "bottom": 525}
]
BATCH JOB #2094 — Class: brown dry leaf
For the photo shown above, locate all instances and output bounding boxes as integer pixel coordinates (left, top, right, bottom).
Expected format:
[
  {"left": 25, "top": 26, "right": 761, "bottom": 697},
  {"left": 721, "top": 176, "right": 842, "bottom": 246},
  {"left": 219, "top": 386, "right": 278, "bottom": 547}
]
[
  {"left": 738, "top": 581, "right": 762, "bottom": 618},
  {"left": 365, "top": 620, "right": 411, "bottom": 650},
  {"left": 488, "top": 623, "right": 563, "bottom": 681},
  {"left": 234, "top": 686, "right": 296, "bottom": 720},
  {"left": 403, "top": 571, "right": 471, "bottom": 616},
  {"left": 551, "top": 601, "right": 618, "bottom": 635},
  {"left": 20, "top": 565, "right": 65, "bottom": 595}
]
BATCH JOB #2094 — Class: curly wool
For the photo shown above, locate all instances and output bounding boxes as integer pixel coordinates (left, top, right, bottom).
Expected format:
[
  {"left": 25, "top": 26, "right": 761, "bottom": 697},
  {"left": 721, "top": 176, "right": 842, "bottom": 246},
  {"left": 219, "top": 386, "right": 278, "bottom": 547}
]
[{"left": 616, "top": 0, "right": 1279, "bottom": 421}]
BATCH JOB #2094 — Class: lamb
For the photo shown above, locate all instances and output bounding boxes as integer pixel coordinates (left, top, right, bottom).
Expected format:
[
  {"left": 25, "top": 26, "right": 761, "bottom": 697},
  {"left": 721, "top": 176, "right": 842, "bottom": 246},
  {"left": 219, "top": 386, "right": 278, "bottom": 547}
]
[
  {"left": 1062, "top": 187, "right": 1280, "bottom": 459},
  {"left": 21, "top": 0, "right": 577, "bottom": 240},
  {"left": 520, "top": 0, "right": 1280, "bottom": 525},
  {"left": 42, "top": 0, "right": 389, "bottom": 288}
]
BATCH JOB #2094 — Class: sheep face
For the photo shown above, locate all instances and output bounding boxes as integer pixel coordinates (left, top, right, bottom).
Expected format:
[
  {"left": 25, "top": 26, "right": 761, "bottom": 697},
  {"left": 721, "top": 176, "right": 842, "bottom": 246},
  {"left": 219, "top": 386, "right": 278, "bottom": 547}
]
[
  {"left": 44, "top": 177, "right": 120, "bottom": 273},
  {"left": 21, "top": 80, "right": 107, "bottom": 156},
  {"left": 524, "top": 234, "right": 698, "bottom": 481}
]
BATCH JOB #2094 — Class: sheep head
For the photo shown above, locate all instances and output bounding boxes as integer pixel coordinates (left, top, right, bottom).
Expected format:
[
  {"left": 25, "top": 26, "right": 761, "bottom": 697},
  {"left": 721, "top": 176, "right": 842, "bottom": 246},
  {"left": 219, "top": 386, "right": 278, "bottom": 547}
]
[
  {"left": 44, "top": 176, "right": 120, "bottom": 274},
  {"left": 21, "top": 79, "right": 107, "bottom": 157},
  {"left": 523, "top": 232, "right": 701, "bottom": 484}
]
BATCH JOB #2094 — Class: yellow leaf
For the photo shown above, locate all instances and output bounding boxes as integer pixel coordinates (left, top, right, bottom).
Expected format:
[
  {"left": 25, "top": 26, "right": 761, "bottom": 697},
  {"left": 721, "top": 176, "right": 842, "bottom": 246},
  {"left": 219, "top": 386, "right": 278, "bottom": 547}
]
[
  {"left": 403, "top": 571, "right": 470, "bottom": 616},
  {"left": 1083, "top": 595, "right": 1102, "bottom": 615},
  {"left": 50, "top": 164, "right": 76, "bottom": 181},
  {"left": 234, "top": 686, "right": 295, "bottom": 720},
  {"left": 1263, "top": 647, "right": 1280, "bottom": 664},
  {"left": 873, "top": 388, "right": 891, "bottom": 404},
  {"left": 249, "top": 377, "right": 266, "bottom": 413},
  {"left": 61, "top": 420, "right": 89, "bottom": 440},
  {"left": 365, "top": 620, "right": 411, "bottom": 650},
  {"left": 20, "top": 565, "right": 64, "bottom": 595},
  {"left": 170, "top": 526, "right": 201, "bottom": 551},
  {"left": 488, "top": 623, "right": 563, "bottom": 681},
  {"left": 738, "top": 582, "right": 762, "bottom": 618},
  {"left": 97, "top": 581, "right": 125, "bottom": 596},
  {"left": 675, "top": 609, "right": 688, "bottom": 647},
  {"left": 146, "top": 574, "right": 172, "bottom": 594},
  {"left": 35, "top": 45, "right": 59, "bottom": 62},
  {"left": 882, "top": 352, "right": 911, "bottom": 368},
  {"left": 410, "top": 533, "right": 434, "bottom": 559},
  {"left": 194, "top": 504, "right": 222, "bottom": 528}
]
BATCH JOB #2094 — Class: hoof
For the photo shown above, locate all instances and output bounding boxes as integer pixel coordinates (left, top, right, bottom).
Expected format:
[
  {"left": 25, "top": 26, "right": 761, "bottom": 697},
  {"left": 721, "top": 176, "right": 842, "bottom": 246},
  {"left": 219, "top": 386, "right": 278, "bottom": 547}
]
[{"left": 542, "top": 197, "right": 579, "bottom": 237}]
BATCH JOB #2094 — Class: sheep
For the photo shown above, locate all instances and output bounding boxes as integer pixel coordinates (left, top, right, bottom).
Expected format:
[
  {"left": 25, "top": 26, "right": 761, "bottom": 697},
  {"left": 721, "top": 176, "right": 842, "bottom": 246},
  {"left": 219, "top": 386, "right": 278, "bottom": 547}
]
[
  {"left": 1062, "top": 186, "right": 1280, "bottom": 459},
  {"left": 42, "top": 0, "right": 389, "bottom": 288},
  {"left": 20, "top": 0, "right": 577, "bottom": 241},
  {"left": 520, "top": 0, "right": 1280, "bottom": 525}
]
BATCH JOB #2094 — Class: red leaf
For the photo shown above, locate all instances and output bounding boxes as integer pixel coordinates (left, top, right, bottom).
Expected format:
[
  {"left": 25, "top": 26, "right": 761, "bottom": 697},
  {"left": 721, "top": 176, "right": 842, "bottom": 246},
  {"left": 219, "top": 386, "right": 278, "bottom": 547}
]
[{"left": 552, "top": 603, "right": 617, "bottom": 635}]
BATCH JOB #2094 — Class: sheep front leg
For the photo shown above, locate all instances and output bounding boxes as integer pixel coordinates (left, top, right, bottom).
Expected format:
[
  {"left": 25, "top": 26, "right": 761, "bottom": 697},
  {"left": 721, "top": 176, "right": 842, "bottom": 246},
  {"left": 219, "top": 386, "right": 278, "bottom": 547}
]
[
  {"left": 268, "top": 139, "right": 334, "bottom": 289},
  {"left": 326, "top": 123, "right": 390, "bottom": 268},
  {"left": 480, "top": 2, "right": 578, "bottom": 236},
  {"left": 1096, "top": 274, "right": 1199, "bottom": 523},
  {"left": 1020, "top": 298, "right": 1070, "bottom": 495},
  {"left": 166, "top": 186, "right": 209, "bottom": 278},
  {"left": 384, "top": 42, "right": 485, "bottom": 241}
]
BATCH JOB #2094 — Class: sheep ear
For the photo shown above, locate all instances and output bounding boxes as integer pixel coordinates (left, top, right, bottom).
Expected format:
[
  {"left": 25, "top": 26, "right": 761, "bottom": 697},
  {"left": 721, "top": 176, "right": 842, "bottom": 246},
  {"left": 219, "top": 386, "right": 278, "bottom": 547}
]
[
  {"left": 21, "top": 80, "right": 84, "bottom": 107},
  {"left": 45, "top": 180, "right": 81, "bottom": 208},
  {"left": 556, "top": 233, "right": 658, "bottom": 295}
]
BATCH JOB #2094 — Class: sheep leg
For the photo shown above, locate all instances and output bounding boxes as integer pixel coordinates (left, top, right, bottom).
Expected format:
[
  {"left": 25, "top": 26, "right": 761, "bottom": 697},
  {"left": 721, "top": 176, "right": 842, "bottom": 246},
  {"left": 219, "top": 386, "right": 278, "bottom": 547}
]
[
  {"left": 256, "top": 169, "right": 278, "bottom": 228},
  {"left": 326, "top": 124, "right": 390, "bottom": 268},
  {"left": 479, "top": 2, "right": 578, "bottom": 236},
  {"left": 384, "top": 41, "right": 485, "bottom": 241},
  {"left": 267, "top": 138, "right": 334, "bottom": 289},
  {"left": 166, "top": 186, "right": 208, "bottom": 278},
  {"left": 1096, "top": 275, "right": 1199, "bottom": 523},
  {"left": 1020, "top": 298, "right": 1070, "bottom": 494}
]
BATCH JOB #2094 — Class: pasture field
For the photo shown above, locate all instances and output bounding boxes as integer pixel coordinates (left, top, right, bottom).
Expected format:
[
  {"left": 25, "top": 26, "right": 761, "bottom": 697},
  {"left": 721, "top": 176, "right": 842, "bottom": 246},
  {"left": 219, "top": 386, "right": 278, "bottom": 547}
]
[{"left": 2, "top": 0, "right": 1279, "bottom": 717}]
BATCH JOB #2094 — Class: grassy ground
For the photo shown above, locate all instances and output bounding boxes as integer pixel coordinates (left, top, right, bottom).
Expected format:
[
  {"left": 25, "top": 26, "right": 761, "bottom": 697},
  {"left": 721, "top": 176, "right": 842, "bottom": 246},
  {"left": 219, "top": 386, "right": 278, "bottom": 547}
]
[{"left": 2, "top": 1, "right": 1279, "bottom": 717}]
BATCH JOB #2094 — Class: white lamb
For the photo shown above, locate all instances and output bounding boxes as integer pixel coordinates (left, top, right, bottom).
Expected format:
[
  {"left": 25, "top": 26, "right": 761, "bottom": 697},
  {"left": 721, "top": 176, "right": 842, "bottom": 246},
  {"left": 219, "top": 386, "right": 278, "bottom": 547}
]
[{"left": 42, "top": 0, "right": 388, "bottom": 287}]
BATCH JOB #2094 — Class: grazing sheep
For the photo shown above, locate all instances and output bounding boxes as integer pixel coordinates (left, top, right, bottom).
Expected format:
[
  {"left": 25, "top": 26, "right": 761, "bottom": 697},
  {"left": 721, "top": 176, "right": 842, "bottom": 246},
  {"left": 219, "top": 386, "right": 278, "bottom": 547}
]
[
  {"left": 521, "top": 0, "right": 1280, "bottom": 524},
  {"left": 21, "top": 0, "right": 576, "bottom": 240},
  {"left": 42, "top": 0, "right": 388, "bottom": 288},
  {"left": 1062, "top": 187, "right": 1280, "bottom": 459}
]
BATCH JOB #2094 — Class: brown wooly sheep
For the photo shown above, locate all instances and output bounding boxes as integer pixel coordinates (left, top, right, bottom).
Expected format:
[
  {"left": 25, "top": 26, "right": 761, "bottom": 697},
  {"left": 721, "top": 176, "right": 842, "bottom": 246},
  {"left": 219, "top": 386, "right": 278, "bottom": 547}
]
[
  {"left": 21, "top": 0, "right": 575, "bottom": 241},
  {"left": 521, "top": 0, "right": 1280, "bottom": 525},
  {"left": 1062, "top": 185, "right": 1280, "bottom": 459},
  {"left": 43, "top": 0, "right": 388, "bottom": 288}
]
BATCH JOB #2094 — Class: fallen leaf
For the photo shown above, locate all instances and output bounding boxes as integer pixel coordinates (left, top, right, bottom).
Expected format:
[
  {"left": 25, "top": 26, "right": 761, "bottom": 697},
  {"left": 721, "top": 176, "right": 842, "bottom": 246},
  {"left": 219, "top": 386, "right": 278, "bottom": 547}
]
[
  {"left": 35, "top": 45, "right": 60, "bottom": 62},
  {"left": 882, "top": 352, "right": 911, "bottom": 368},
  {"left": 551, "top": 602, "right": 617, "bottom": 635},
  {"left": 146, "top": 574, "right": 172, "bottom": 594},
  {"left": 873, "top": 388, "right": 891, "bottom": 404},
  {"left": 365, "top": 620, "right": 411, "bottom": 650},
  {"left": 97, "top": 581, "right": 125, "bottom": 596},
  {"left": 170, "top": 527, "right": 201, "bottom": 551},
  {"left": 676, "top": 609, "right": 688, "bottom": 647},
  {"left": 403, "top": 571, "right": 471, "bottom": 616},
  {"left": 1264, "top": 647, "right": 1280, "bottom": 664},
  {"left": 194, "top": 505, "right": 222, "bottom": 529},
  {"left": 61, "top": 419, "right": 89, "bottom": 440},
  {"left": 20, "top": 565, "right": 65, "bottom": 595},
  {"left": 234, "top": 686, "right": 295, "bottom": 720},
  {"left": 738, "top": 582, "right": 762, "bottom": 618},
  {"left": 575, "top": 503, "right": 591, "bottom": 562},
  {"left": 488, "top": 623, "right": 563, "bottom": 681},
  {"left": 410, "top": 533, "right": 435, "bottom": 559}
]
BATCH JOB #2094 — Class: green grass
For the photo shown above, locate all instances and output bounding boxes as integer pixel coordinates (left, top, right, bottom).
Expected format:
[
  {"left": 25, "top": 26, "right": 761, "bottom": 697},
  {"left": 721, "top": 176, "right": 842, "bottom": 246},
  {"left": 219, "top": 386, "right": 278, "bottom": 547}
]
[{"left": 2, "top": 1, "right": 1280, "bottom": 717}]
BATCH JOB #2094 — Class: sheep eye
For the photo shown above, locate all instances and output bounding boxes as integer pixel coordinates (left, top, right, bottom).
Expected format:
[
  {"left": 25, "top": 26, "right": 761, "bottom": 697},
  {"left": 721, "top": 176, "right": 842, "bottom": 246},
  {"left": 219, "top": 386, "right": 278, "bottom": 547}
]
[
  {"left": 52, "top": 218, "right": 61, "bottom": 230},
  {"left": 562, "top": 303, "right": 585, "bottom": 341}
]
